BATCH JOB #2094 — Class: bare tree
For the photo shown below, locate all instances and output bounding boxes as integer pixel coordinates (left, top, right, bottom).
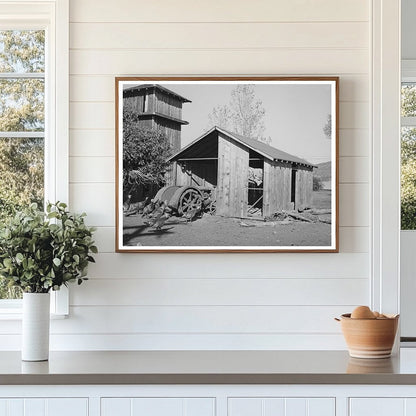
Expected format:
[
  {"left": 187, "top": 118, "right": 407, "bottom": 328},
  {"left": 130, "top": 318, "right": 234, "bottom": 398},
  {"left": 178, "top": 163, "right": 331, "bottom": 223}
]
[{"left": 208, "top": 85, "right": 271, "bottom": 144}]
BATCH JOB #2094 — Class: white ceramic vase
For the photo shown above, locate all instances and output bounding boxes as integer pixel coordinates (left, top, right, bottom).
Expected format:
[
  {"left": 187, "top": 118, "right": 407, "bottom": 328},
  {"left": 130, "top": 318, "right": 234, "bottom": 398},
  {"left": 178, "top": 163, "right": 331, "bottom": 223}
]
[{"left": 22, "top": 292, "right": 50, "bottom": 361}]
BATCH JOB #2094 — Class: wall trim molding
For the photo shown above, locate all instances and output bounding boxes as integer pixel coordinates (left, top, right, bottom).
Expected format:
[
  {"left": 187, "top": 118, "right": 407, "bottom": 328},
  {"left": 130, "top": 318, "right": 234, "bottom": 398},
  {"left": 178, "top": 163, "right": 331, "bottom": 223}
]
[{"left": 371, "top": 0, "right": 401, "bottom": 316}]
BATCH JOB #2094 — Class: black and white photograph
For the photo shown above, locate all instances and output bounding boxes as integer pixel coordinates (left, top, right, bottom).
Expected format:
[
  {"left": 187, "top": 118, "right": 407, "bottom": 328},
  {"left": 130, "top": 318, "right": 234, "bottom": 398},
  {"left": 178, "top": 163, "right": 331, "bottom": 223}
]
[{"left": 116, "top": 77, "right": 338, "bottom": 252}]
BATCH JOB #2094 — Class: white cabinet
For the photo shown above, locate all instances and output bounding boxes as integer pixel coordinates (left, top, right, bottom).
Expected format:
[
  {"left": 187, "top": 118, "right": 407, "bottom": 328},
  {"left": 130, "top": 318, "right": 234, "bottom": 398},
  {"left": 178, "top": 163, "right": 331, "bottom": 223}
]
[
  {"left": 5, "top": 385, "right": 416, "bottom": 416},
  {"left": 101, "top": 397, "right": 215, "bottom": 416},
  {"left": 349, "top": 398, "right": 416, "bottom": 416},
  {"left": 0, "top": 398, "right": 88, "bottom": 416},
  {"left": 228, "top": 397, "right": 335, "bottom": 416}
]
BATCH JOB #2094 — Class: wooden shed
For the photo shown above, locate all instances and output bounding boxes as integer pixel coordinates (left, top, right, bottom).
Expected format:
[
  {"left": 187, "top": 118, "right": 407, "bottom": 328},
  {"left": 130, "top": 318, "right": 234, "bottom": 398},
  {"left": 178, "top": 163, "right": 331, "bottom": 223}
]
[
  {"left": 167, "top": 126, "right": 315, "bottom": 217},
  {"left": 123, "top": 84, "right": 191, "bottom": 153}
]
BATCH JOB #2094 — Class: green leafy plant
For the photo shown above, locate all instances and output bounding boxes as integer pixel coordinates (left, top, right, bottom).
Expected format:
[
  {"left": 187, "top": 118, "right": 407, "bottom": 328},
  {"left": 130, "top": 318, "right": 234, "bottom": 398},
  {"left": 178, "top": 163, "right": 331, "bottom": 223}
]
[{"left": 0, "top": 202, "right": 97, "bottom": 293}]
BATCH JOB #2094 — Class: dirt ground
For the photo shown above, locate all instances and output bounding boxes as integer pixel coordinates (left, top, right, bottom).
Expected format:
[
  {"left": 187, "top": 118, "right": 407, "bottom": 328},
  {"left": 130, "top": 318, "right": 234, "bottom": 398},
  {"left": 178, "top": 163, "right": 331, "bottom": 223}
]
[{"left": 123, "top": 190, "right": 332, "bottom": 247}]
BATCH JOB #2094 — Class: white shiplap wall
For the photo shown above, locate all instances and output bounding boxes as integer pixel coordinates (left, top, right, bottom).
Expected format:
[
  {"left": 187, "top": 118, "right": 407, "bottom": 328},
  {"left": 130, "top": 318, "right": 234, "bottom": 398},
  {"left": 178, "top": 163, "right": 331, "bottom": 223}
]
[{"left": 58, "top": 0, "right": 371, "bottom": 350}]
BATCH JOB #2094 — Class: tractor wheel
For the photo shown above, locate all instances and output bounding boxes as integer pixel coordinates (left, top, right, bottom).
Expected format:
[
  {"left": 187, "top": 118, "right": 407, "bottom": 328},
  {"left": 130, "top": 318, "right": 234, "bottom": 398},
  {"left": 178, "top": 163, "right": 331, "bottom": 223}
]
[{"left": 178, "top": 188, "right": 203, "bottom": 216}]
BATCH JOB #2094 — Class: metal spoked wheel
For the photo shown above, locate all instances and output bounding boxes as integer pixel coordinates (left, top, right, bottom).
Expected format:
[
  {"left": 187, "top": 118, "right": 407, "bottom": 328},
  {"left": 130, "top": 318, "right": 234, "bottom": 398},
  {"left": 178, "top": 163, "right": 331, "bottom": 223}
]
[{"left": 178, "top": 189, "right": 202, "bottom": 216}]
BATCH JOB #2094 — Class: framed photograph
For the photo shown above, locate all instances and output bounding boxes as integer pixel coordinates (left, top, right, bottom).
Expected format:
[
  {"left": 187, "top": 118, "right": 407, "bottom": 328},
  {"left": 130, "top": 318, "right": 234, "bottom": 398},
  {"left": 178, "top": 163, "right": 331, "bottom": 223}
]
[{"left": 115, "top": 77, "right": 339, "bottom": 253}]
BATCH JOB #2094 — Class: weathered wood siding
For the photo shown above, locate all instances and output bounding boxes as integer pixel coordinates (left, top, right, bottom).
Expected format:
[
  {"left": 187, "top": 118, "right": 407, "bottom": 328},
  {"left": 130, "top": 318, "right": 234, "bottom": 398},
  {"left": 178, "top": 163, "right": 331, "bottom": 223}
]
[
  {"left": 263, "top": 160, "right": 292, "bottom": 216},
  {"left": 123, "top": 90, "right": 146, "bottom": 113},
  {"left": 174, "top": 161, "right": 217, "bottom": 188},
  {"left": 155, "top": 89, "right": 183, "bottom": 120},
  {"left": 156, "top": 118, "right": 181, "bottom": 153},
  {"left": 124, "top": 89, "right": 156, "bottom": 113},
  {"left": 164, "top": 161, "right": 177, "bottom": 186},
  {"left": 123, "top": 88, "right": 182, "bottom": 152},
  {"left": 136, "top": 118, "right": 154, "bottom": 130},
  {"left": 217, "top": 133, "right": 249, "bottom": 217},
  {"left": 295, "top": 167, "right": 313, "bottom": 210}
]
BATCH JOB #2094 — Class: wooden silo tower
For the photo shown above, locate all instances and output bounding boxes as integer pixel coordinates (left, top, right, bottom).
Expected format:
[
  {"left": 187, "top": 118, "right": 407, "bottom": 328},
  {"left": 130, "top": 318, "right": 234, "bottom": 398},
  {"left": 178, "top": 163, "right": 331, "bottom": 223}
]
[{"left": 123, "top": 84, "right": 191, "bottom": 153}]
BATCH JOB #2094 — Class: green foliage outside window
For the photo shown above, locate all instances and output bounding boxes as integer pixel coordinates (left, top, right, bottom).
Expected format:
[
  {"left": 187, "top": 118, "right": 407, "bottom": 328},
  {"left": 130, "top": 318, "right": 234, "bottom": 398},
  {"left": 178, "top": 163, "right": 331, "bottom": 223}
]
[
  {"left": 401, "top": 84, "right": 416, "bottom": 230},
  {"left": 0, "top": 30, "right": 45, "bottom": 298}
]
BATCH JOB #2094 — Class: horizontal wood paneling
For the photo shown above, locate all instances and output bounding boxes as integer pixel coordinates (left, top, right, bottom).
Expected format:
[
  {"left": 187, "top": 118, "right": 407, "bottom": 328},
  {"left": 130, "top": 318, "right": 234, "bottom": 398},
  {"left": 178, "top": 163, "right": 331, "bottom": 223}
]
[
  {"left": 339, "top": 129, "right": 369, "bottom": 157},
  {"left": 0, "top": 306, "right": 355, "bottom": 335},
  {"left": 60, "top": 0, "right": 372, "bottom": 351},
  {"left": 339, "top": 157, "right": 369, "bottom": 183},
  {"left": 69, "top": 157, "right": 114, "bottom": 183},
  {"left": 339, "top": 184, "right": 369, "bottom": 227},
  {"left": 0, "top": 333, "right": 347, "bottom": 351},
  {"left": 69, "top": 129, "right": 114, "bottom": 157},
  {"left": 90, "top": 227, "right": 115, "bottom": 253},
  {"left": 86, "top": 253, "right": 369, "bottom": 279},
  {"left": 339, "top": 227, "right": 369, "bottom": 253},
  {"left": 70, "top": 278, "right": 368, "bottom": 306},
  {"left": 339, "top": 102, "right": 369, "bottom": 129},
  {"left": 70, "top": 0, "right": 369, "bottom": 23},
  {"left": 70, "top": 22, "right": 368, "bottom": 50},
  {"left": 69, "top": 183, "right": 114, "bottom": 226},
  {"left": 70, "top": 103, "right": 114, "bottom": 129},
  {"left": 70, "top": 49, "right": 368, "bottom": 75},
  {"left": 70, "top": 75, "right": 369, "bottom": 103},
  {"left": 56, "top": 306, "right": 353, "bottom": 334}
]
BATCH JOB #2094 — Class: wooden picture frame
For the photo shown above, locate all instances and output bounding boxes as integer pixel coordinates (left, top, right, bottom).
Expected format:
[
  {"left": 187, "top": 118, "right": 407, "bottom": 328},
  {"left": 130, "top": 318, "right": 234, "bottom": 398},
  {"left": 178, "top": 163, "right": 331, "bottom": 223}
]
[{"left": 115, "top": 77, "right": 339, "bottom": 253}]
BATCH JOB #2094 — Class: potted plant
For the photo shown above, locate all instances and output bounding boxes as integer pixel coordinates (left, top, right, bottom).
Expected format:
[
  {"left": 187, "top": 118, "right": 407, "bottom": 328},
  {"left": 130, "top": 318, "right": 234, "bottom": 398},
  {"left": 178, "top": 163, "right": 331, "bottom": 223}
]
[{"left": 0, "top": 202, "right": 97, "bottom": 361}]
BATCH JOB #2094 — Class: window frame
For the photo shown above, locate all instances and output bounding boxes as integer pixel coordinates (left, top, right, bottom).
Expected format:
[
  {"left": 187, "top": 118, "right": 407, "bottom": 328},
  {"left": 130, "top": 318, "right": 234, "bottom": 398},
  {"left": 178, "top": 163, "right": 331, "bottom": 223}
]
[
  {"left": 401, "top": 62, "right": 416, "bottom": 234},
  {"left": 401, "top": 62, "right": 416, "bottom": 128},
  {"left": 0, "top": 0, "right": 69, "bottom": 316}
]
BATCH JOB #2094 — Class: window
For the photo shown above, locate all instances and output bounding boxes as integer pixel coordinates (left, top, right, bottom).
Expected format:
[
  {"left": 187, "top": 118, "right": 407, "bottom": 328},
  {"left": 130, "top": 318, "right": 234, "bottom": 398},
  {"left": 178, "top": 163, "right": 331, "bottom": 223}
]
[
  {"left": 0, "top": 0, "right": 69, "bottom": 314},
  {"left": 401, "top": 78, "right": 416, "bottom": 229},
  {"left": 0, "top": 29, "right": 45, "bottom": 300}
]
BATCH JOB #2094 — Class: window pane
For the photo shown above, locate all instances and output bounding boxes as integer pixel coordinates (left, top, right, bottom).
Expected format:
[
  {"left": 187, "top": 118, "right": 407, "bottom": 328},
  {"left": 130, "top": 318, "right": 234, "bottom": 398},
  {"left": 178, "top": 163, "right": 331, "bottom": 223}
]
[
  {"left": 0, "top": 78, "right": 44, "bottom": 131},
  {"left": 401, "top": 127, "right": 416, "bottom": 230},
  {"left": 0, "top": 137, "right": 43, "bottom": 299},
  {"left": 0, "top": 29, "right": 45, "bottom": 301},
  {"left": 0, "top": 30, "right": 45, "bottom": 73},
  {"left": 0, "top": 137, "right": 44, "bottom": 215}
]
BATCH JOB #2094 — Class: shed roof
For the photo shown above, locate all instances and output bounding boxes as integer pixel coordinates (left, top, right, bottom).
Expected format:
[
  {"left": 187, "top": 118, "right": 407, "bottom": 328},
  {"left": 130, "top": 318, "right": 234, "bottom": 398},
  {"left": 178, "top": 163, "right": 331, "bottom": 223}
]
[
  {"left": 169, "top": 126, "right": 315, "bottom": 167},
  {"left": 123, "top": 84, "right": 191, "bottom": 103}
]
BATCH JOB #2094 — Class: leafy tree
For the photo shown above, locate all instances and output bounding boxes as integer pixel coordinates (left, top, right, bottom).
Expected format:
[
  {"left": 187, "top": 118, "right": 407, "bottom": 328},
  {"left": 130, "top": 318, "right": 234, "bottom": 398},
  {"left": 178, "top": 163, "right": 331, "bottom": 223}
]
[
  {"left": 313, "top": 176, "right": 323, "bottom": 191},
  {"left": 0, "top": 30, "right": 45, "bottom": 298},
  {"left": 323, "top": 114, "right": 332, "bottom": 140},
  {"left": 401, "top": 85, "right": 416, "bottom": 229},
  {"left": 123, "top": 109, "right": 172, "bottom": 189},
  {"left": 401, "top": 158, "right": 416, "bottom": 229},
  {"left": 401, "top": 126, "right": 416, "bottom": 229},
  {"left": 207, "top": 85, "right": 271, "bottom": 144},
  {"left": 0, "top": 138, "right": 44, "bottom": 222},
  {"left": 402, "top": 84, "right": 416, "bottom": 117}
]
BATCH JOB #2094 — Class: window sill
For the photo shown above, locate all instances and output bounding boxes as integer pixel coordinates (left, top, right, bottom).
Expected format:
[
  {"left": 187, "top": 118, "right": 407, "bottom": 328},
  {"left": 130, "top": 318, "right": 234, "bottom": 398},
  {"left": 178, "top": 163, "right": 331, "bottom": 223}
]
[
  {"left": 0, "top": 287, "right": 69, "bottom": 318},
  {"left": 0, "top": 312, "right": 68, "bottom": 320}
]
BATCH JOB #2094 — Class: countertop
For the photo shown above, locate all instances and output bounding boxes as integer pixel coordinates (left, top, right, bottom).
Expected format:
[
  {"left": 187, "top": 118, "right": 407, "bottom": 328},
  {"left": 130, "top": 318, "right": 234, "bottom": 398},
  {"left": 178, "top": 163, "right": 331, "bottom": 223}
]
[{"left": 2, "top": 349, "right": 416, "bottom": 385}]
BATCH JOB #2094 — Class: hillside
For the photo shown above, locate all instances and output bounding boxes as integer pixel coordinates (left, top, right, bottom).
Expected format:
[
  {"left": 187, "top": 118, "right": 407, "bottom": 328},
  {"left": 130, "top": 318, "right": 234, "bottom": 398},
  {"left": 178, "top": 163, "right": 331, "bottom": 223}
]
[{"left": 314, "top": 161, "right": 331, "bottom": 181}]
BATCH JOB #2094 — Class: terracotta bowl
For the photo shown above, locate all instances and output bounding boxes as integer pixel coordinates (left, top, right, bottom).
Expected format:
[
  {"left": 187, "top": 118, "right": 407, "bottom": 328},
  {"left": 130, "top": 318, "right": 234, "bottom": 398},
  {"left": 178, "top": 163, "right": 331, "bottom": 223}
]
[{"left": 337, "top": 313, "right": 399, "bottom": 359}]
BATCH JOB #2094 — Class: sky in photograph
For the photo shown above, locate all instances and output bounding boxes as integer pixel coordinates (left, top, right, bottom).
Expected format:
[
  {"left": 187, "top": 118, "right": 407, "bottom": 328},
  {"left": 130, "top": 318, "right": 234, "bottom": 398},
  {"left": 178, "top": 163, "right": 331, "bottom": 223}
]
[
  {"left": 162, "top": 83, "right": 331, "bottom": 164},
  {"left": 123, "top": 81, "right": 333, "bottom": 165},
  {"left": 159, "top": 82, "right": 333, "bottom": 165}
]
